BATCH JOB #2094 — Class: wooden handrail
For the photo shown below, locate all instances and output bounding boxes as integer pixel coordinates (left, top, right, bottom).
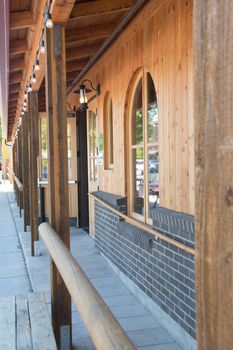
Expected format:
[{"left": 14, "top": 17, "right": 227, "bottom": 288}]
[
  {"left": 7, "top": 166, "right": 23, "bottom": 192},
  {"left": 89, "top": 193, "right": 195, "bottom": 256},
  {"left": 39, "top": 222, "right": 136, "bottom": 350},
  {"left": 14, "top": 175, "right": 23, "bottom": 192}
]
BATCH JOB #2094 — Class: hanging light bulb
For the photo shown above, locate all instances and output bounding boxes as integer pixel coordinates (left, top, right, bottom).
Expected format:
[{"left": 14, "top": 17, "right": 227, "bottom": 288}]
[
  {"left": 46, "top": 12, "right": 53, "bottom": 28},
  {"left": 24, "top": 90, "right": 27, "bottom": 99},
  {"left": 21, "top": 110, "right": 25, "bottom": 116},
  {"left": 28, "top": 83, "right": 32, "bottom": 92},
  {"left": 32, "top": 73, "right": 37, "bottom": 83},
  {"left": 23, "top": 106, "right": 27, "bottom": 112},
  {"left": 35, "top": 59, "right": 40, "bottom": 71},
  {"left": 40, "top": 39, "right": 45, "bottom": 54},
  {"left": 24, "top": 99, "right": 27, "bottom": 107}
]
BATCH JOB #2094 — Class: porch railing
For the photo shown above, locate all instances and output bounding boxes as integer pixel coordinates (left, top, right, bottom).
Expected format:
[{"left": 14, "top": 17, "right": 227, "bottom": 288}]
[{"left": 39, "top": 222, "right": 136, "bottom": 350}]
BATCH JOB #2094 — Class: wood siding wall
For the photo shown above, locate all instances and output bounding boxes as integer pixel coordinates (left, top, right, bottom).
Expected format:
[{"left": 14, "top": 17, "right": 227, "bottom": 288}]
[{"left": 68, "top": 0, "right": 194, "bottom": 215}]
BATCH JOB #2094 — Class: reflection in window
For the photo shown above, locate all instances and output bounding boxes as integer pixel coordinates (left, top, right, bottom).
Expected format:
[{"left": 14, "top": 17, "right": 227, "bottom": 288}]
[
  {"left": 88, "top": 110, "right": 98, "bottom": 181},
  {"left": 129, "top": 70, "right": 159, "bottom": 223},
  {"left": 40, "top": 118, "right": 48, "bottom": 180},
  {"left": 67, "top": 123, "right": 72, "bottom": 180},
  {"left": 104, "top": 92, "right": 114, "bottom": 169}
]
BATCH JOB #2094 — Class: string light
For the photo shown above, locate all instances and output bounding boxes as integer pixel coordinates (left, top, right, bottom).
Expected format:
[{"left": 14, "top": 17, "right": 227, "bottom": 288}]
[
  {"left": 23, "top": 99, "right": 27, "bottom": 107},
  {"left": 21, "top": 110, "right": 24, "bottom": 116},
  {"left": 40, "top": 39, "right": 45, "bottom": 54},
  {"left": 28, "top": 83, "right": 32, "bottom": 92},
  {"left": 35, "top": 58, "right": 40, "bottom": 71},
  {"left": 24, "top": 90, "right": 27, "bottom": 99},
  {"left": 46, "top": 12, "right": 53, "bottom": 28},
  {"left": 32, "top": 73, "right": 37, "bottom": 83}
]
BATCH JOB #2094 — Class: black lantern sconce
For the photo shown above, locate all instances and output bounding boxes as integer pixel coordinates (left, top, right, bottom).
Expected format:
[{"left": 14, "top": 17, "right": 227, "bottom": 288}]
[{"left": 74, "top": 79, "right": 100, "bottom": 111}]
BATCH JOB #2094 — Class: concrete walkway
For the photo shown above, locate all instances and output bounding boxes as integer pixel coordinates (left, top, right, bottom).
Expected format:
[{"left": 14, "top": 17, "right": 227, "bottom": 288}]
[
  {"left": 0, "top": 182, "right": 31, "bottom": 297},
  {"left": 4, "top": 183, "right": 183, "bottom": 350}
]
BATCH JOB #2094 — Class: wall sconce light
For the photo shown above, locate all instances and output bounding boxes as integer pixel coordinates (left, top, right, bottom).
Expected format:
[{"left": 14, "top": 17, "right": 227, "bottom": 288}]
[{"left": 74, "top": 79, "right": 100, "bottom": 111}]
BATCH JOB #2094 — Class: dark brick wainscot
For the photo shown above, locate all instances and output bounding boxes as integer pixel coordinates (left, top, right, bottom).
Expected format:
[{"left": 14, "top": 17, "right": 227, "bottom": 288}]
[{"left": 93, "top": 191, "right": 196, "bottom": 348}]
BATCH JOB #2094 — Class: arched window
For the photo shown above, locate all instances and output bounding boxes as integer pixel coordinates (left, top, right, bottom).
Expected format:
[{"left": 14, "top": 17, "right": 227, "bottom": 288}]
[
  {"left": 129, "top": 70, "right": 159, "bottom": 224},
  {"left": 104, "top": 92, "right": 114, "bottom": 169}
]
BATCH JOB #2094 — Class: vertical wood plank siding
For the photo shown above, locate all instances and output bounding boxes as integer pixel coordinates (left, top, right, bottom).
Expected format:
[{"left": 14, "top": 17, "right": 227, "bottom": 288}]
[{"left": 67, "top": 0, "right": 194, "bottom": 215}]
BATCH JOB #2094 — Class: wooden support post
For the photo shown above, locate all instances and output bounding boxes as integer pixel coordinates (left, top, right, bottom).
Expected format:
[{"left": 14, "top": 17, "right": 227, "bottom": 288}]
[
  {"left": 12, "top": 143, "right": 17, "bottom": 199},
  {"left": 45, "top": 24, "right": 71, "bottom": 348},
  {"left": 28, "top": 91, "right": 39, "bottom": 256},
  {"left": 22, "top": 112, "right": 30, "bottom": 232},
  {"left": 18, "top": 127, "right": 23, "bottom": 217},
  {"left": 194, "top": 1, "right": 233, "bottom": 349},
  {"left": 15, "top": 138, "right": 19, "bottom": 207}
]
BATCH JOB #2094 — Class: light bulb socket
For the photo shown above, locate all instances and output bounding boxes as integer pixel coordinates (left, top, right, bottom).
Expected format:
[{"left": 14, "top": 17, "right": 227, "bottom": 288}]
[
  {"left": 46, "top": 12, "right": 53, "bottom": 28},
  {"left": 40, "top": 39, "right": 45, "bottom": 54},
  {"left": 35, "top": 59, "right": 40, "bottom": 71},
  {"left": 32, "top": 73, "right": 37, "bottom": 83}
]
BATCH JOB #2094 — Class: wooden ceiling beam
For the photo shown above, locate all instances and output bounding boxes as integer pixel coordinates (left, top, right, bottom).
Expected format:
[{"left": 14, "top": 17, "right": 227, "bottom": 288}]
[
  {"left": 10, "top": 11, "right": 35, "bottom": 30},
  {"left": 9, "top": 82, "right": 21, "bottom": 94},
  {"left": 66, "top": 71, "right": 81, "bottom": 82},
  {"left": 10, "top": 39, "right": 28, "bottom": 56},
  {"left": 66, "top": 59, "right": 88, "bottom": 73},
  {"left": 66, "top": 44, "right": 101, "bottom": 62},
  {"left": 66, "top": 24, "right": 114, "bottom": 48},
  {"left": 9, "top": 71, "right": 23, "bottom": 84},
  {"left": 9, "top": 92, "right": 20, "bottom": 101},
  {"left": 70, "top": 0, "right": 133, "bottom": 19},
  {"left": 10, "top": 58, "right": 25, "bottom": 72},
  {"left": 50, "top": 0, "right": 76, "bottom": 23}
]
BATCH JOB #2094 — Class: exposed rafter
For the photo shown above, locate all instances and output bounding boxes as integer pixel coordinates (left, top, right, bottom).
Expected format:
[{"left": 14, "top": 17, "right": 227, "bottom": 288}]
[
  {"left": 70, "top": 0, "right": 134, "bottom": 19},
  {"left": 10, "top": 11, "right": 35, "bottom": 30},
  {"left": 10, "top": 39, "right": 28, "bottom": 56},
  {"left": 10, "top": 58, "right": 25, "bottom": 72},
  {"left": 66, "top": 43, "right": 101, "bottom": 62}
]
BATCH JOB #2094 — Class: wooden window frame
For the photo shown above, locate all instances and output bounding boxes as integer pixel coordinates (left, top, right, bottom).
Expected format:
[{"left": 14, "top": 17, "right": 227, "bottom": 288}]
[{"left": 128, "top": 69, "right": 158, "bottom": 225}]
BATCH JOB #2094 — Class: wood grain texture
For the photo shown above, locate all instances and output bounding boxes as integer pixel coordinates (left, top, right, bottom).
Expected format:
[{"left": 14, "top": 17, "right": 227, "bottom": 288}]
[
  {"left": 194, "top": 1, "right": 233, "bottom": 349},
  {"left": 22, "top": 112, "right": 30, "bottom": 231},
  {"left": 67, "top": 0, "right": 194, "bottom": 216},
  {"left": 39, "top": 222, "right": 136, "bottom": 350},
  {"left": 28, "top": 292, "right": 57, "bottom": 350},
  {"left": 28, "top": 91, "right": 39, "bottom": 256},
  {"left": 45, "top": 24, "right": 71, "bottom": 347},
  {"left": 16, "top": 295, "right": 31, "bottom": 350}
]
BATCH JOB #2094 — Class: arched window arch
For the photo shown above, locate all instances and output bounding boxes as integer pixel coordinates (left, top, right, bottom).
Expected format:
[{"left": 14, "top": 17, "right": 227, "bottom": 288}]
[
  {"left": 103, "top": 92, "right": 114, "bottom": 169},
  {"left": 128, "top": 69, "right": 159, "bottom": 224}
]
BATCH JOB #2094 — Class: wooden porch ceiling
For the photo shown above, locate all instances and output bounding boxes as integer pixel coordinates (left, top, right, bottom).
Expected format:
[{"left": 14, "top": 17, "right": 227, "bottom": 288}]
[{"left": 7, "top": 0, "right": 136, "bottom": 140}]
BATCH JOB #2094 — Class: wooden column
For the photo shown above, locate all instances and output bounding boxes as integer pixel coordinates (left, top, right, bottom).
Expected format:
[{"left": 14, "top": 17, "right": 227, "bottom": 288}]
[
  {"left": 194, "top": 1, "right": 233, "bottom": 349},
  {"left": 45, "top": 24, "right": 71, "bottom": 348},
  {"left": 12, "top": 143, "right": 17, "bottom": 199},
  {"left": 22, "top": 112, "right": 30, "bottom": 232},
  {"left": 18, "top": 127, "right": 23, "bottom": 216},
  {"left": 28, "top": 91, "right": 39, "bottom": 256},
  {"left": 15, "top": 137, "right": 19, "bottom": 206}
]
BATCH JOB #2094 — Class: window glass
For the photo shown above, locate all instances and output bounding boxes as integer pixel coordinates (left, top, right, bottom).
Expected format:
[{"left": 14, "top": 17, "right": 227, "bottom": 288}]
[
  {"left": 40, "top": 118, "right": 48, "bottom": 180},
  {"left": 132, "top": 147, "right": 144, "bottom": 215},
  {"left": 104, "top": 93, "right": 114, "bottom": 169},
  {"left": 88, "top": 110, "right": 98, "bottom": 181},
  {"left": 109, "top": 98, "right": 114, "bottom": 165},
  {"left": 129, "top": 70, "right": 159, "bottom": 223},
  {"left": 147, "top": 73, "right": 158, "bottom": 144},
  {"left": 131, "top": 78, "right": 143, "bottom": 146}
]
